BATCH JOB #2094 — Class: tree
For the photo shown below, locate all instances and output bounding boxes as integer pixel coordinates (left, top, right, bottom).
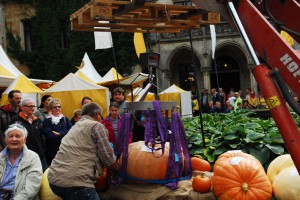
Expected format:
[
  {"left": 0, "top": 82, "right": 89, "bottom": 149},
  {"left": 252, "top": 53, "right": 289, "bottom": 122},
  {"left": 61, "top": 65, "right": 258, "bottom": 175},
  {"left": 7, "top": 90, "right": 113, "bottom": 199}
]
[{"left": 7, "top": 0, "right": 138, "bottom": 81}]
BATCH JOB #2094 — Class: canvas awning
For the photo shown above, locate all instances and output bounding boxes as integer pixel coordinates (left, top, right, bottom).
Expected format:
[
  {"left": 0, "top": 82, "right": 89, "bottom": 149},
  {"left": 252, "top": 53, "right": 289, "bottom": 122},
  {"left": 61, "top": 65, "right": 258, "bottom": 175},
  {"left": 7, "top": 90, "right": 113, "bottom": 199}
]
[{"left": 99, "top": 72, "right": 150, "bottom": 88}]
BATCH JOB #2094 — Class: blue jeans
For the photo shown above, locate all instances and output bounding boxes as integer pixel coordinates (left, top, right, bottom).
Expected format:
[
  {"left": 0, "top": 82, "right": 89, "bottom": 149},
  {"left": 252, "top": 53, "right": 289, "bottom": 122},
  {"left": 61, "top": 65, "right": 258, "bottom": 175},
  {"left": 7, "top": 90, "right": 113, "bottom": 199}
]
[{"left": 49, "top": 184, "right": 100, "bottom": 200}]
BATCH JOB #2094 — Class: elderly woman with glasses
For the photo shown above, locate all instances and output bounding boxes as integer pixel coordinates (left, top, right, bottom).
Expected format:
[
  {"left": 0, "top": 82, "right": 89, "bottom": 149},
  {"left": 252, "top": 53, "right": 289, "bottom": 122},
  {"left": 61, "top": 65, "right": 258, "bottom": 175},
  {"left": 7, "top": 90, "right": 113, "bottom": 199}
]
[
  {"left": 0, "top": 124, "right": 42, "bottom": 200},
  {"left": 42, "top": 98, "right": 72, "bottom": 166}
]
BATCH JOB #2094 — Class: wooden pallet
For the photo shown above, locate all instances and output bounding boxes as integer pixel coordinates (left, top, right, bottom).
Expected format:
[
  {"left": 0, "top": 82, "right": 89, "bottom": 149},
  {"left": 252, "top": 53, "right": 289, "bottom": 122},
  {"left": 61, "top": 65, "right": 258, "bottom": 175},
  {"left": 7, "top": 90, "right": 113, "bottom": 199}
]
[{"left": 70, "top": 0, "right": 220, "bottom": 33}]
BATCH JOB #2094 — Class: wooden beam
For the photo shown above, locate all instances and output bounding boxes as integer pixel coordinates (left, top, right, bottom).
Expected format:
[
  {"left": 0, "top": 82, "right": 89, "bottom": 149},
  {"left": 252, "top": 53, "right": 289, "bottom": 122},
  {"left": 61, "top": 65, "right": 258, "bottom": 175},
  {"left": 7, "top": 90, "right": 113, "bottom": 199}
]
[{"left": 113, "top": 0, "right": 145, "bottom": 16}]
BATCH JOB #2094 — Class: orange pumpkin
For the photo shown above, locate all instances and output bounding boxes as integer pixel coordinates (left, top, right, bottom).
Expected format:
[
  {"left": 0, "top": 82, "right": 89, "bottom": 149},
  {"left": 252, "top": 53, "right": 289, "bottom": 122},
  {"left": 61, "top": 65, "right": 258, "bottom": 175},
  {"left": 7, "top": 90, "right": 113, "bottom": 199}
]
[
  {"left": 192, "top": 173, "right": 212, "bottom": 193},
  {"left": 118, "top": 141, "right": 185, "bottom": 180},
  {"left": 94, "top": 168, "right": 109, "bottom": 192},
  {"left": 213, "top": 156, "right": 272, "bottom": 200},
  {"left": 191, "top": 156, "right": 211, "bottom": 172},
  {"left": 214, "top": 151, "right": 257, "bottom": 167}
]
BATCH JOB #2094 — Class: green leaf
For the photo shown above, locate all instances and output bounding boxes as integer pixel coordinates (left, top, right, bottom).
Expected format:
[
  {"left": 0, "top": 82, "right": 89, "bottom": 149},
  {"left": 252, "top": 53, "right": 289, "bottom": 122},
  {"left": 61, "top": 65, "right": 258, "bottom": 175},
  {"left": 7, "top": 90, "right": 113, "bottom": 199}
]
[
  {"left": 249, "top": 146, "right": 270, "bottom": 165},
  {"left": 266, "top": 144, "right": 285, "bottom": 155},
  {"left": 224, "top": 134, "right": 239, "bottom": 140},
  {"left": 245, "top": 130, "right": 265, "bottom": 142}
]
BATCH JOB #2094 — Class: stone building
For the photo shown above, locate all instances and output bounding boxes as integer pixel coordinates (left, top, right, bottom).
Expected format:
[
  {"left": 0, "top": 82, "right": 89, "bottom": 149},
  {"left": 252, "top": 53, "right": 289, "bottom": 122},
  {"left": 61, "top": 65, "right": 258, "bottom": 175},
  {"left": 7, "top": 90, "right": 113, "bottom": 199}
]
[
  {"left": 0, "top": 1, "right": 35, "bottom": 74},
  {"left": 151, "top": 23, "right": 255, "bottom": 95}
]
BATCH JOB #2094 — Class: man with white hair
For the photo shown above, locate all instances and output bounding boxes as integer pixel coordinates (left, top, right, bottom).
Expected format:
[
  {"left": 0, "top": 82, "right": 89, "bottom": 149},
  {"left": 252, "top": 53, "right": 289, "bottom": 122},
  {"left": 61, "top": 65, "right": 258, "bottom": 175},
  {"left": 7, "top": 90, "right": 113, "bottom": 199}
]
[{"left": 9, "top": 97, "right": 47, "bottom": 171}]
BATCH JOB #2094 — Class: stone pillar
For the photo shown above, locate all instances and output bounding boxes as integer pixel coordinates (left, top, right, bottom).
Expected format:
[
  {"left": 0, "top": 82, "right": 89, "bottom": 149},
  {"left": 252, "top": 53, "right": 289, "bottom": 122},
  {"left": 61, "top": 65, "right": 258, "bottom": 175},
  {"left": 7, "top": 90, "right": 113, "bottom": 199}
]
[
  {"left": 0, "top": 4, "right": 6, "bottom": 47},
  {"left": 247, "top": 64, "right": 258, "bottom": 92},
  {"left": 201, "top": 67, "right": 212, "bottom": 91}
]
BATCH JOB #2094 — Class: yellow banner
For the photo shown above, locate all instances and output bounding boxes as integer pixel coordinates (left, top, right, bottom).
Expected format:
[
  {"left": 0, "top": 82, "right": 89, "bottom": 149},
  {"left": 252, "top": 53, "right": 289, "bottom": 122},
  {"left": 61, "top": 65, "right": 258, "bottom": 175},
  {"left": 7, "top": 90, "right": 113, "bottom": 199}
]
[
  {"left": 134, "top": 32, "right": 146, "bottom": 58},
  {"left": 281, "top": 30, "right": 294, "bottom": 46}
]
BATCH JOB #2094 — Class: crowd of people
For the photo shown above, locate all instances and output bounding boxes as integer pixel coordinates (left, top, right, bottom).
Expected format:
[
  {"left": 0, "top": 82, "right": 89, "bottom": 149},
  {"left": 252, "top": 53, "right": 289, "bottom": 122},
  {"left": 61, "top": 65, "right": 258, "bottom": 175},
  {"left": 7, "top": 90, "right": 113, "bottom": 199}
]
[
  {"left": 0, "top": 87, "right": 139, "bottom": 199},
  {"left": 0, "top": 86, "right": 299, "bottom": 199},
  {"left": 193, "top": 87, "right": 300, "bottom": 115}
]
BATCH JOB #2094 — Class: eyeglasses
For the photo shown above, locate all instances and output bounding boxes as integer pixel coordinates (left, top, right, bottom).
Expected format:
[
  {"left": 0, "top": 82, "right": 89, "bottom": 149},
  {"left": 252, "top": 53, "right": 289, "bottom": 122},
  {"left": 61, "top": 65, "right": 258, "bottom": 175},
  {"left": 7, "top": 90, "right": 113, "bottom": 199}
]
[
  {"left": 51, "top": 106, "right": 61, "bottom": 109},
  {"left": 23, "top": 105, "right": 36, "bottom": 108}
]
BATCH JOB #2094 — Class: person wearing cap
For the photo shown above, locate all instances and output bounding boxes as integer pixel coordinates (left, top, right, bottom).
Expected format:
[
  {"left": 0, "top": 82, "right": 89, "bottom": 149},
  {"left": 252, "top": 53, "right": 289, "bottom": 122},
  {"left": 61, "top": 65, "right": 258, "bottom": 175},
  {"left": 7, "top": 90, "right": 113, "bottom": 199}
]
[
  {"left": 48, "top": 102, "right": 118, "bottom": 200},
  {"left": 234, "top": 92, "right": 243, "bottom": 111},
  {"left": 0, "top": 123, "right": 42, "bottom": 200}
]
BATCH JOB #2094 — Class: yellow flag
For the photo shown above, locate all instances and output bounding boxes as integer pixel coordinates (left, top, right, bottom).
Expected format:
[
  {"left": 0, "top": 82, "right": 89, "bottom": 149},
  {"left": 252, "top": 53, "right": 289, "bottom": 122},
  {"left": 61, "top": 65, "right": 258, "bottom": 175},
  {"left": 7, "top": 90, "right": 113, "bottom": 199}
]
[
  {"left": 281, "top": 30, "right": 294, "bottom": 46},
  {"left": 134, "top": 32, "right": 146, "bottom": 58}
]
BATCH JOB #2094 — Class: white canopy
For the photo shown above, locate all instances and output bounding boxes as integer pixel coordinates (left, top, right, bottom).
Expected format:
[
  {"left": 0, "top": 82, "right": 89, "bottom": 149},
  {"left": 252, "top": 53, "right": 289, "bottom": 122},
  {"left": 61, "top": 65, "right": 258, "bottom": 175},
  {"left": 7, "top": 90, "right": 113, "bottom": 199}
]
[
  {"left": 75, "top": 52, "right": 102, "bottom": 83},
  {"left": 99, "top": 67, "right": 123, "bottom": 83},
  {"left": 0, "top": 45, "right": 53, "bottom": 87}
]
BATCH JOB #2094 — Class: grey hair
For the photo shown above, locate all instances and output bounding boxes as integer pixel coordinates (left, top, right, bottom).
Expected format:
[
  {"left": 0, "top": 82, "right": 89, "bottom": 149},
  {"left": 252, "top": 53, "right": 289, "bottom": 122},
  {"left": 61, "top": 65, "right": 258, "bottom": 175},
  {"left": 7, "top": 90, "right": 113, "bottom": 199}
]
[
  {"left": 5, "top": 123, "right": 28, "bottom": 138},
  {"left": 21, "top": 98, "right": 35, "bottom": 106},
  {"left": 81, "top": 102, "right": 102, "bottom": 117},
  {"left": 49, "top": 98, "right": 61, "bottom": 108}
]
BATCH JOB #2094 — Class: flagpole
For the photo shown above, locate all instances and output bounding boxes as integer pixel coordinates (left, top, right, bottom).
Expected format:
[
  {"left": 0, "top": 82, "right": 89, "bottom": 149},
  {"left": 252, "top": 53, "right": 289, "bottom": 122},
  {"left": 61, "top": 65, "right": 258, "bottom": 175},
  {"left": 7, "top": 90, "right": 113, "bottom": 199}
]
[{"left": 111, "top": 45, "right": 120, "bottom": 86}]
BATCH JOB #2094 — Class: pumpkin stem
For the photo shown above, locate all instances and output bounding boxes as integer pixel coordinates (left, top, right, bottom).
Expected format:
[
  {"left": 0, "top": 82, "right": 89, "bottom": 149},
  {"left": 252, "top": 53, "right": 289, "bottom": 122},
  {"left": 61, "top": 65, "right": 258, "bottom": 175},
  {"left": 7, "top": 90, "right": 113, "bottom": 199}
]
[
  {"left": 242, "top": 183, "right": 248, "bottom": 192},
  {"left": 194, "top": 155, "right": 203, "bottom": 159}
]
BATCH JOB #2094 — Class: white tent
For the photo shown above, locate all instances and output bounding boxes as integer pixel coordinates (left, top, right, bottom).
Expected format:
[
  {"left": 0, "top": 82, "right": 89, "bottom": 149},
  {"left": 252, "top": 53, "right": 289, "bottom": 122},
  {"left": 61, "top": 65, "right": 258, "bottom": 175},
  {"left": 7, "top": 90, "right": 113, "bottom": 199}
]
[
  {"left": 1, "top": 74, "right": 43, "bottom": 106},
  {"left": 99, "top": 67, "right": 123, "bottom": 83},
  {"left": 0, "top": 45, "right": 53, "bottom": 87},
  {"left": 159, "top": 84, "right": 192, "bottom": 118},
  {"left": 43, "top": 73, "right": 110, "bottom": 118},
  {"left": 126, "top": 87, "right": 155, "bottom": 102},
  {"left": 75, "top": 52, "right": 102, "bottom": 83}
]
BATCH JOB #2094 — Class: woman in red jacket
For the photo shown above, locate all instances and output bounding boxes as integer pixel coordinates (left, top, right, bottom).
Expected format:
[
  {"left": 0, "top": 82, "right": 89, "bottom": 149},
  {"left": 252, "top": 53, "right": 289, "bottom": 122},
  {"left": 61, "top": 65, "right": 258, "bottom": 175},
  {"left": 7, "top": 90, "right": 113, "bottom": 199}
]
[{"left": 102, "top": 102, "right": 133, "bottom": 148}]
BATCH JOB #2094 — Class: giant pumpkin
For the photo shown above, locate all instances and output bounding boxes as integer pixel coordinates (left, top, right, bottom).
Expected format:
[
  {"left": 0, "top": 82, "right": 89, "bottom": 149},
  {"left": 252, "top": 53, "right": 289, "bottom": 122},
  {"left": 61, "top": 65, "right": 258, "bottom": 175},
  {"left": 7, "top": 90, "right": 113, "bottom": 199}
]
[
  {"left": 213, "top": 156, "right": 272, "bottom": 200},
  {"left": 119, "top": 141, "right": 185, "bottom": 180}
]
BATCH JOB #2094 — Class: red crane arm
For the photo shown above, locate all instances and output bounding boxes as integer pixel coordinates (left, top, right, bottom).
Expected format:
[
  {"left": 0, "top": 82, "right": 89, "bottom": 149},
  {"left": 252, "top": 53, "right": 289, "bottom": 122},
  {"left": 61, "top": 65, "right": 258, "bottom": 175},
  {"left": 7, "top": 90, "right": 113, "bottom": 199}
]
[{"left": 235, "top": 0, "right": 300, "bottom": 98}]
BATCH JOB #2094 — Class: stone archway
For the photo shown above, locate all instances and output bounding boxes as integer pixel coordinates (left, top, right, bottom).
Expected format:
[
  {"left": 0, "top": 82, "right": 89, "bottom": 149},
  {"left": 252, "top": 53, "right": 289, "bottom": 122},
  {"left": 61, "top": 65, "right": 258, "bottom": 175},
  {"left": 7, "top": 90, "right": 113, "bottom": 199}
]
[
  {"left": 210, "top": 42, "right": 249, "bottom": 93},
  {"left": 169, "top": 47, "right": 201, "bottom": 93}
]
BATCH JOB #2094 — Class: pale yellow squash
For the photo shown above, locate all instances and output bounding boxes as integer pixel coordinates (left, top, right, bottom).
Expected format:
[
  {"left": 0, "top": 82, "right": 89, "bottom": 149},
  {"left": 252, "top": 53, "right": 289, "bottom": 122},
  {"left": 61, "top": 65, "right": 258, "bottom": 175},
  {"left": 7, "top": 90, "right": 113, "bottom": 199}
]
[
  {"left": 267, "top": 154, "right": 295, "bottom": 184},
  {"left": 273, "top": 166, "right": 300, "bottom": 200}
]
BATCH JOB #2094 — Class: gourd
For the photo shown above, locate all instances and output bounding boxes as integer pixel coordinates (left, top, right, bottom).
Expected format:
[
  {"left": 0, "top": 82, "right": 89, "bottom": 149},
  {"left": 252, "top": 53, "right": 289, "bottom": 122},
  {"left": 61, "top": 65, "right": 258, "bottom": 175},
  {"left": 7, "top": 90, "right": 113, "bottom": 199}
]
[
  {"left": 192, "top": 173, "right": 211, "bottom": 193},
  {"left": 191, "top": 156, "right": 211, "bottom": 172},
  {"left": 213, "top": 155, "right": 272, "bottom": 200},
  {"left": 267, "top": 154, "right": 295, "bottom": 184},
  {"left": 119, "top": 141, "right": 185, "bottom": 180},
  {"left": 39, "top": 168, "right": 62, "bottom": 200},
  {"left": 272, "top": 166, "right": 300, "bottom": 200}
]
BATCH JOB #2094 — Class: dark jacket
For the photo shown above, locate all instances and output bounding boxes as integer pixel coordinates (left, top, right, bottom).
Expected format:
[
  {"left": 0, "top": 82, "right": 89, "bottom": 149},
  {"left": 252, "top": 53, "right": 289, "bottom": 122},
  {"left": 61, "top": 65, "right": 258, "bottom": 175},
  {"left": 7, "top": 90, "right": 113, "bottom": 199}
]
[
  {"left": 10, "top": 112, "right": 45, "bottom": 159},
  {"left": 42, "top": 116, "right": 72, "bottom": 165},
  {"left": 0, "top": 104, "right": 20, "bottom": 149}
]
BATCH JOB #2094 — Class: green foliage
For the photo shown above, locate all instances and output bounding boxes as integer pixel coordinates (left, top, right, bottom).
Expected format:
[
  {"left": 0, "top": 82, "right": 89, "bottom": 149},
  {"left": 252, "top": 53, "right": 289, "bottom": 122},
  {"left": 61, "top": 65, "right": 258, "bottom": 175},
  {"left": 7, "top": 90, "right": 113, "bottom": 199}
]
[
  {"left": 6, "top": 0, "right": 138, "bottom": 81},
  {"left": 183, "top": 110, "right": 297, "bottom": 169}
]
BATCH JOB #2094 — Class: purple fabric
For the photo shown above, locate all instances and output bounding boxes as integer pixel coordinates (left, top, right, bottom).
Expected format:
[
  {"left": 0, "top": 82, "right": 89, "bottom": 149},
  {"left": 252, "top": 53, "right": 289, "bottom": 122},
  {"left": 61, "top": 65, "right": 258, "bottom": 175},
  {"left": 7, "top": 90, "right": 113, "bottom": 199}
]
[
  {"left": 144, "top": 101, "right": 168, "bottom": 157},
  {"left": 164, "top": 112, "right": 192, "bottom": 189},
  {"left": 114, "top": 112, "right": 132, "bottom": 184}
]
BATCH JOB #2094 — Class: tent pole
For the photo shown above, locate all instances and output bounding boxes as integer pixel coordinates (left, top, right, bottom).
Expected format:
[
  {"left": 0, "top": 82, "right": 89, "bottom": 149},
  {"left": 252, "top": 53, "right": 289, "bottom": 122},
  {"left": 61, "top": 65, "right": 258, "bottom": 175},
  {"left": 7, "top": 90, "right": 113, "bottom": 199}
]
[{"left": 111, "top": 46, "right": 120, "bottom": 86}]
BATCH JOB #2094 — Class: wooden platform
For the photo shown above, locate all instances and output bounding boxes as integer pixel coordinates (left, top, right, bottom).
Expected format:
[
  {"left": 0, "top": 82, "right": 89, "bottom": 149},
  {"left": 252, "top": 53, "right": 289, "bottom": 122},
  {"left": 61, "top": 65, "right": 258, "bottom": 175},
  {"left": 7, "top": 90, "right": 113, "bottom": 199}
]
[{"left": 70, "top": 0, "right": 220, "bottom": 33}]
